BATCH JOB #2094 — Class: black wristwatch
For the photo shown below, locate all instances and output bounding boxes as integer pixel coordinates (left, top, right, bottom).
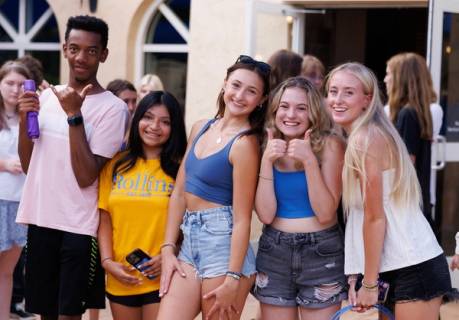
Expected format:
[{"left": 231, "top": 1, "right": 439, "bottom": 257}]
[{"left": 67, "top": 114, "right": 83, "bottom": 126}]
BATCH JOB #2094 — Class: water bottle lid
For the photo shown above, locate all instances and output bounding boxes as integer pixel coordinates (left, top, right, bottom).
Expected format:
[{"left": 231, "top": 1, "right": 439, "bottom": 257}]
[{"left": 24, "top": 79, "right": 36, "bottom": 92}]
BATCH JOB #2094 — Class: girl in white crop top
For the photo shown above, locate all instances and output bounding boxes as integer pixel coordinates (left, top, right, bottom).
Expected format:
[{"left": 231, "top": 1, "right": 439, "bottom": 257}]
[{"left": 326, "top": 62, "right": 451, "bottom": 320}]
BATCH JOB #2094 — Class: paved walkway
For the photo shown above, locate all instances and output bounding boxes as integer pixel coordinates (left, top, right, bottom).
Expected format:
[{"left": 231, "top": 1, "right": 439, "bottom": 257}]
[{"left": 79, "top": 296, "right": 459, "bottom": 320}]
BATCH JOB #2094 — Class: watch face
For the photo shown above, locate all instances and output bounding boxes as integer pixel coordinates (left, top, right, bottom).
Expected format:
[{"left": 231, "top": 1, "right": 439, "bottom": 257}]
[{"left": 67, "top": 115, "right": 83, "bottom": 126}]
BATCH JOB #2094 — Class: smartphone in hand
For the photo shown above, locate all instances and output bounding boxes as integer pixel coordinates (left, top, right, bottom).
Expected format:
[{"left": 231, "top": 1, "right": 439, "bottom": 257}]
[
  {"left": 126, "top": 248, "right": 156, "bottom": 280},
  {"left": 378, "top": 280, "right": 390, "bottom": 303}
]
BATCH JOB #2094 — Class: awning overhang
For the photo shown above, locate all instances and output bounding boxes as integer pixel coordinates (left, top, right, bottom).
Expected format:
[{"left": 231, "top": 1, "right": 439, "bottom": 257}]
[{"left": 281, "top": 0, "right": 428, "bottom": 8}]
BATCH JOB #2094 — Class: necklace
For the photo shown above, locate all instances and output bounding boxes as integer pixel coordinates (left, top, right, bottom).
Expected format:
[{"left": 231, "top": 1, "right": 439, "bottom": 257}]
[
  {"left": 214, "top": 119, "right": 247, "bottom": 144},
  {"left": 5, "top": 112, "right": 16, "bottom": 120}
]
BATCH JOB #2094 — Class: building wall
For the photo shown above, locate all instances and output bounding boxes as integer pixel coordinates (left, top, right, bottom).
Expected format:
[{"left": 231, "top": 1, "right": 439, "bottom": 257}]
[{"left": 185, "top": 0, "right": 288, "bottom": 129}]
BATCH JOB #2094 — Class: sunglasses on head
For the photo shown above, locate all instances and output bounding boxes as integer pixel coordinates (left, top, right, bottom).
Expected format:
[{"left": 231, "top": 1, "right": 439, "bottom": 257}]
[{"left": 236, "top": 55, "right": 271, "bottom": 74}]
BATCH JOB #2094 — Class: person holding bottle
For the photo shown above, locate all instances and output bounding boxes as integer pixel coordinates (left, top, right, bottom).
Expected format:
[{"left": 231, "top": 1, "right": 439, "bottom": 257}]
[{"left": 0, "top": 61, "right": 31, "bottom": 320}]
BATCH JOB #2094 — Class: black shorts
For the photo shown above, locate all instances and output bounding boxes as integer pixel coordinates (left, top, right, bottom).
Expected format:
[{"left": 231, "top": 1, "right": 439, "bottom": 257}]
[
  {"left": 106, "top": 290, "right": 161, "bottom": 307},
  {"left": 25, "top": 225, "right": 105, "bottom": 316},
  {"left": 379, "top": 253, "right": 452, "bottom": 310}
]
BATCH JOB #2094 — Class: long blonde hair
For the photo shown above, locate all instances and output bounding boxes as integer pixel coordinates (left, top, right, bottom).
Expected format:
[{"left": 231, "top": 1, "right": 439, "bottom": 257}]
[
  {"left": 266, "top": 76, "right": 333, "bottom": 160},
  {"left": 387, "top": 53, "right": 433, "bottom": 140},
  {"left": 326, "top": 63, "right": 421, "bottom": 213}
]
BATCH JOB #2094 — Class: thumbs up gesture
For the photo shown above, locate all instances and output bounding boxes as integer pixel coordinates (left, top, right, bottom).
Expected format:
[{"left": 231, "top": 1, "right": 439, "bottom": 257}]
[
  {"left": 263, "top": 128, "right": 287, "bottom": 163},
  {"left": 51, "top": 84, "right": 93, "bottom": 116},
  {"left": 287, "top": 129, "right": 315, "bottom": 163}
]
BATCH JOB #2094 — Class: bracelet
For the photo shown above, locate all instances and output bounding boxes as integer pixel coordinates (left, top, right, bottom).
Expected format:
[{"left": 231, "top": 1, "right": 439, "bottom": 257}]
[
  {"left": 160, "top": 243, "right": 177, "bottom": 251},
  {"left": 361, "top": 279, "right": 378, "bottom": 290},
  {"left": 258, "top": 174, "right": 273, "bottom": 181},
  {"left": 101, "top": 257, "right": 112, "bottom": 265},
  {"left": 226, "top": 271, "right": 242, "bottom": 281}
]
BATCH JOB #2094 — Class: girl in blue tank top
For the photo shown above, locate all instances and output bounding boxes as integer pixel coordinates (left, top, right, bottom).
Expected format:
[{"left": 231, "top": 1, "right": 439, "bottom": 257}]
[
  {"left": 253, "top": 76, "right": 347, "bottom": 320},
  {"left": 157, "top": 55, "right": 271, "bottom": 320}
]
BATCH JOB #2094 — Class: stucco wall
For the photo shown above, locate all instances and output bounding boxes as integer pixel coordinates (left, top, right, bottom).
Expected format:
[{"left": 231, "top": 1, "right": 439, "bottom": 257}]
[{"left": 185, "top": 0, "right": 288, "bottom": 129}]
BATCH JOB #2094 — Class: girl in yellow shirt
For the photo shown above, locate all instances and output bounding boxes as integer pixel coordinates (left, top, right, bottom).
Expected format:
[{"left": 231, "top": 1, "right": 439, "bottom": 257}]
[{"left": 98, "top": 91, "right": 186, "bottom": 320}]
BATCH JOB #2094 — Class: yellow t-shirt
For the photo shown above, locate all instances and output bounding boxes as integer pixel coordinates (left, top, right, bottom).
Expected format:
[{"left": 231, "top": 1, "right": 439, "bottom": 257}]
[{"left": 99, "top": 155, "right": 174, "bottom": 296}]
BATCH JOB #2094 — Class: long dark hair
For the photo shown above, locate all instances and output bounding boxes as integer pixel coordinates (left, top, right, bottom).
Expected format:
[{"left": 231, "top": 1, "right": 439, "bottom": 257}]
[
  {"left": 215, "top": 59, "right": 271, "bottom": 142},
  {"left": 112, "top": 91, "right": 187, "bottom": 180}
]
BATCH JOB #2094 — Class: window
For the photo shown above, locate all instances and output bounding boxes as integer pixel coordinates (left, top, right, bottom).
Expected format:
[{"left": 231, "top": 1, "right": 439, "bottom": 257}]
[
  {"left": 0, "top": 0, "right": 60, "bottom": 83},
  {"left": 137, "top": 0, "right": 190, "bottom": 109}
]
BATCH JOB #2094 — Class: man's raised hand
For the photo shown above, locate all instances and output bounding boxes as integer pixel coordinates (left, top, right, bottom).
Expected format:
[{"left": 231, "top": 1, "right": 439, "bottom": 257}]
[{"left": 50, "top": 84, "right": 92, "bottom": 116}]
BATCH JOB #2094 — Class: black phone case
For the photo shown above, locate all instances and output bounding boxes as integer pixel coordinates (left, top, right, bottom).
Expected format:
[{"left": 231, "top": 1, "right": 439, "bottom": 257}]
[{"left": 126, "top": 248, "right": 155, "bottom": 280}]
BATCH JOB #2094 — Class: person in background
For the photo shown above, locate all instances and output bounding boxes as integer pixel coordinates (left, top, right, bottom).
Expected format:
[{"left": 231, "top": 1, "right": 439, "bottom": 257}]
[
  {"left": 451, "top": 233, "right": 459, "bottom": 270},
  {"left": 2, "top": 57, "right": 40, "bottom": 320},
  {"left": 326, "top": 62, "right": 451, "bottom": 319},
  {"left": 16, "top": 15, "right": 128, "bottom": 319},
  {"left": 253, "top": 76, "right": 346, "bottom": 320},
  {"left": 138, "top": 74, "right": 164, "bottom": 101},
  {"left": 383, "top": 54, "right": 443, "bottom": 234},
  {"left": 107, "top": 79, "right": 137, "bottom": 116},
  {"left": 384, "top": 52, "right": 435, "bottom": 232},
  {"left": 301, "top": 54, "right": 325, "bottom": 91},
  {"left": 267, "top": 49, "right": 303, "bottom": 91},
  {"left": 0, "top": 61, "right": 31, "bottom": 320},
  {"left": 157, "top": 55, "right": 270, "bottom": 320},
  {"left": 98, "top": 91, "right": 186, "bottom": 320},
  {"left": 16, "top": 55, "right": 49, "bottom": 92}
]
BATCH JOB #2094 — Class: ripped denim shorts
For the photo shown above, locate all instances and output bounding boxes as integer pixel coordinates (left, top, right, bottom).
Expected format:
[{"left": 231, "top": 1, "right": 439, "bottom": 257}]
[
  {"left": 253, "top": 224, "right": 347, "bottom": 308},
  {"left": 177, "top": 206, "right": 256, "bottom": 279}
]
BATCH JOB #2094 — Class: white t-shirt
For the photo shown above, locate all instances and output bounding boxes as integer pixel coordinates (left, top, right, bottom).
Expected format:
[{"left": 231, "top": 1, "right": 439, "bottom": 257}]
[
  {"left": 0, "top": 123, "right": 26, "bottom": 201},
  {"left": 16, "top": 86, "right": 128, "bottom": 237}
]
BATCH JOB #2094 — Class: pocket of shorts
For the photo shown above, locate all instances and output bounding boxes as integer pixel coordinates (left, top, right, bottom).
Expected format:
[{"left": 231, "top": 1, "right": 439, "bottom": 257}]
[
  {"left": 258, "top": 234, "right": 274, "bottom": 252},
  {"left": 315, "top": 238, "right": 344, "bottom": 257},
  {"left": 203, "top": 219, "right": 233, "bottom": 235}
]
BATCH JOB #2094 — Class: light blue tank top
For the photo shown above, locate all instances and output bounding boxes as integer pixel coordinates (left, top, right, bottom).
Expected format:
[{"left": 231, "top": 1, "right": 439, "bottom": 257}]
[
  {"left": 185, "top": 119, "right": 245, "bottom": 206},
  {"left": 274, "top": 167, "right": 315, "bottom": 218}
]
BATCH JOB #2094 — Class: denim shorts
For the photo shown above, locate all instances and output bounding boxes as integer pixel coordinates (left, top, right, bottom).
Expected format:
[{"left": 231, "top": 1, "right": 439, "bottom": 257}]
[
  {"left": 0, "top": 199, "right": 27, "bottom": 252},
  {"left": 177, "top": 206, "right": 256, "bottom": 279},
  {"left": 379, "top": 253, "right": 452, "bottom": 309},
  {"left": 253, "top": 225, "right": 347, "bottom": 308}
]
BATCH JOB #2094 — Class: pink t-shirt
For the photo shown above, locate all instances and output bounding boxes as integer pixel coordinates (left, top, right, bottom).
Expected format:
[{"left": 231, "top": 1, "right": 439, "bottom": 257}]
[{"left": 16, "top": 86, "right": 128, "bottom": 237}]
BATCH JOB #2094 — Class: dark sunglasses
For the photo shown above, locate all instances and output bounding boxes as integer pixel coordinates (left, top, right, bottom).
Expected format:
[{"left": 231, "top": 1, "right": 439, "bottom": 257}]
[{"left": 236, "top": 55, "right": 271, "bottom": 74}]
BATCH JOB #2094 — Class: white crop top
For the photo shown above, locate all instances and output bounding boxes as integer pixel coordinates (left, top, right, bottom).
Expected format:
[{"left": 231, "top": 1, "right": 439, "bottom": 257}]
[{"left": 344, "top": 169, "right": 442, "bottom": 275}]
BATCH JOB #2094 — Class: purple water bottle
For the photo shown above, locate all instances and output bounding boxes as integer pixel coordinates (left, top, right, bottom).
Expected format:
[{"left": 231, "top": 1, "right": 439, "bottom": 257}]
[{"left": 24, "top": 79, "right": 39, "bottom": 139}]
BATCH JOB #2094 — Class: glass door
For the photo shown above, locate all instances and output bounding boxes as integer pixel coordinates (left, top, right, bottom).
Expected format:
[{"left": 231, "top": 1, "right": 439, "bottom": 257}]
[{"left": 428, "top": 0, "right": 459, "bottom": 254}]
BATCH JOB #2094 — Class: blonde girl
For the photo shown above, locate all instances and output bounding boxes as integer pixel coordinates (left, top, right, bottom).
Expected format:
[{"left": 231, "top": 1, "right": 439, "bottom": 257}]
[
  {"left": 326, "top": 62, "right": 451, "bottom": 320},
  {"left": 253, "top": 76, "right": 346, "bottom": 320}
]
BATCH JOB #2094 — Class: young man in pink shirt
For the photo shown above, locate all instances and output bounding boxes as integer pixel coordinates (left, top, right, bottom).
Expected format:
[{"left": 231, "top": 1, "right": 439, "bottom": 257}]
[{"left": 17, "top": 15, "right": 128, "bottom": 320}]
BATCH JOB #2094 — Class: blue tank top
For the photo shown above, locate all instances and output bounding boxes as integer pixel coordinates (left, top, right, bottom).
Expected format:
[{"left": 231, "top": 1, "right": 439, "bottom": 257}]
[
  {"left": 274, "top": 167, "right": 315, "bottom": 218},
  {"left": 185, "top": 119, "right": 245, "bottom": 206}
]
